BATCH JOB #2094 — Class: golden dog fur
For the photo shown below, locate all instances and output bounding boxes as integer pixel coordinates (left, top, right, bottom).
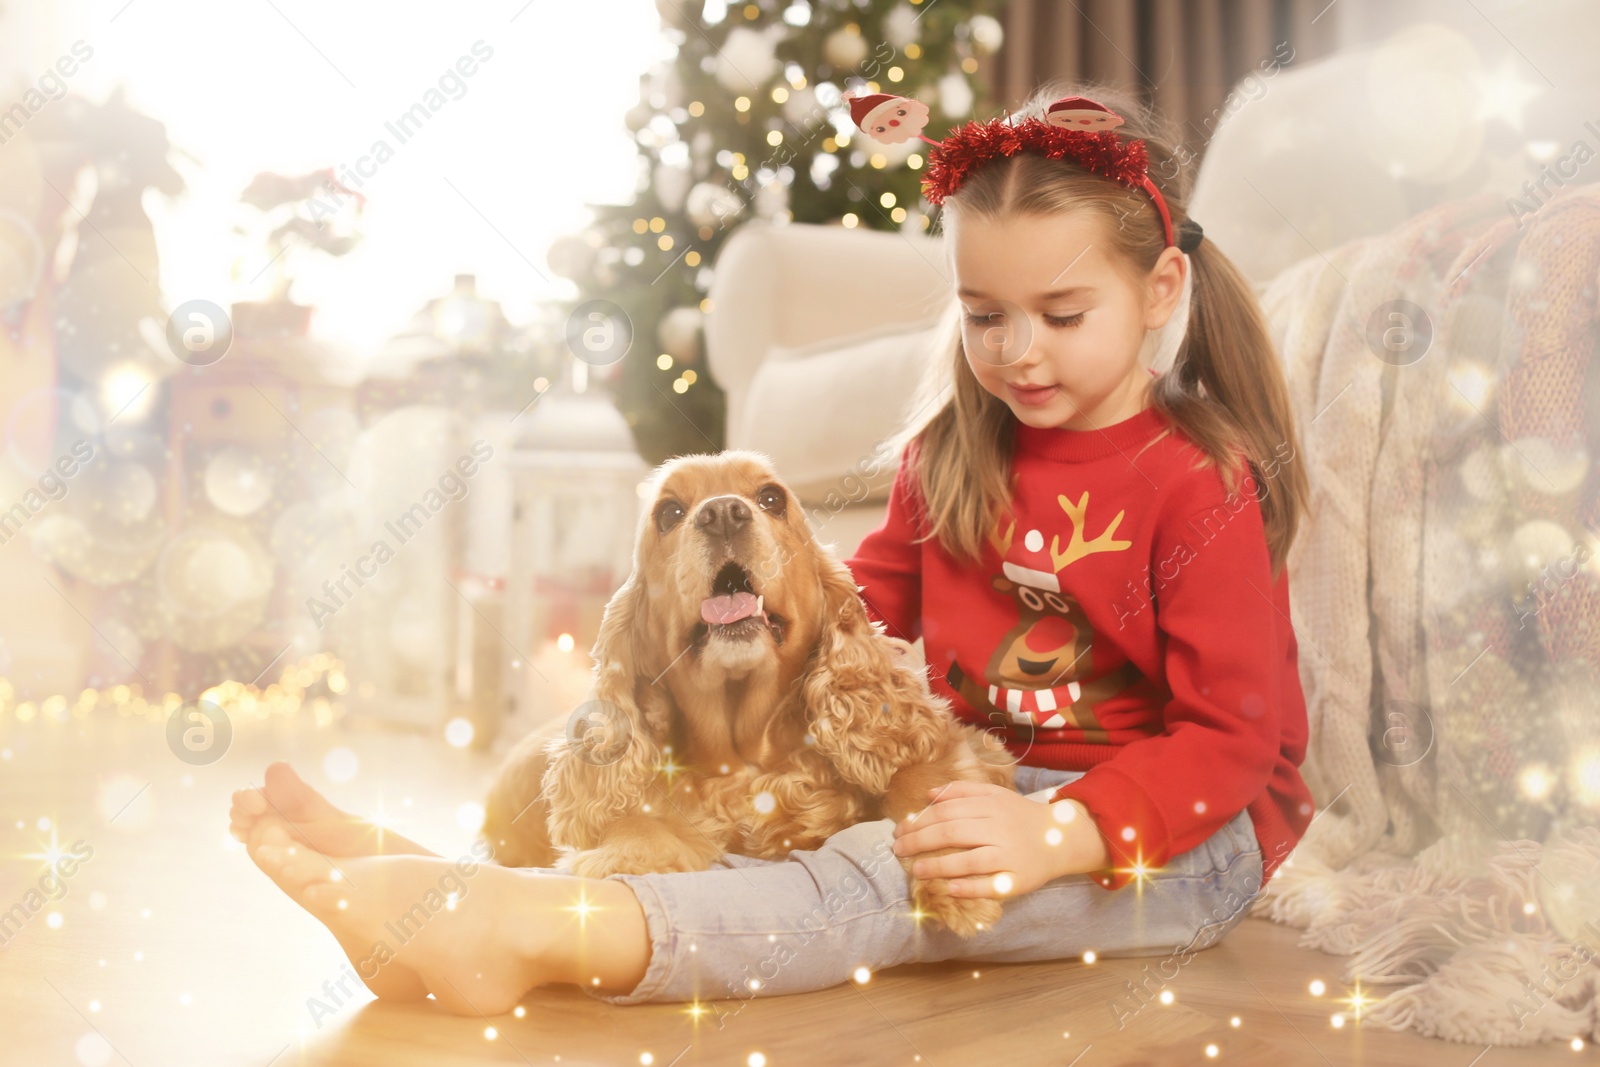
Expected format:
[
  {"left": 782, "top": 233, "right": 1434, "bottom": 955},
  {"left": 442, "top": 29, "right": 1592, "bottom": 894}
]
[{"left": 482, "top": 451, "right": 1016, "bottom": 936}]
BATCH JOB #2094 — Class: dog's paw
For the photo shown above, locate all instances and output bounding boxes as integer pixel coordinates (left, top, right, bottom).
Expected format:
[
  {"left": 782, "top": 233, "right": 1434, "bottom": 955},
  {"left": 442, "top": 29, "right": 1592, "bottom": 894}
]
[
  {"left": 562, "top": 846, "right": 635, "bottom": 879},
  {"left": 560, "top": 817, "right": 724, "bottom": 878},
  {"left": 913, "top": 879, "right": 1003, "bottom": 938}
]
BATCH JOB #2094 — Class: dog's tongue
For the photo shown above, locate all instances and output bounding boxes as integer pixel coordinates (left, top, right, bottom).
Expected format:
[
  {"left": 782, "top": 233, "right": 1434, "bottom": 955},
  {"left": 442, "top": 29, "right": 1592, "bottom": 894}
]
[{"left": 702, "top": 592, "right": 761, "bottom": 625}]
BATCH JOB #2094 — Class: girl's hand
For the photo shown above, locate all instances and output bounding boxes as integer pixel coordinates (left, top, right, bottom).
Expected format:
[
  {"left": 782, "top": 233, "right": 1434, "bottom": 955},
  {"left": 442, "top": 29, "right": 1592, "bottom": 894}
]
[{"left": 890, "top": 780, "right": 1112, "bottom": 899}]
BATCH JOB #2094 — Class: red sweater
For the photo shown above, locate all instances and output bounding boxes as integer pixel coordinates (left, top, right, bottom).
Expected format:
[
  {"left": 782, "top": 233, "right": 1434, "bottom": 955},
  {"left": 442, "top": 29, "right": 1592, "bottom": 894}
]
[{"left": 845, "top": 404, "right": 1312, "bottom": 891}]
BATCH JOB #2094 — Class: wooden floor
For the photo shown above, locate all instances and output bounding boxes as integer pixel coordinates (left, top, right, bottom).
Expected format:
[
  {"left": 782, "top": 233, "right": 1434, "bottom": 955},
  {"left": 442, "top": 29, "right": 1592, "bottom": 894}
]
[{"left": 1, "top": 711, "right": 1590, "bottom": 1067}]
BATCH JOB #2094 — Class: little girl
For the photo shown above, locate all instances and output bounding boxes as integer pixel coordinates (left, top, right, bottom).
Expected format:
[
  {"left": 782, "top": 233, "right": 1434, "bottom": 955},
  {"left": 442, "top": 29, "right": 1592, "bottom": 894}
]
[{"left": 230, "top": 81, "right": 1313, "bottom": 1017}]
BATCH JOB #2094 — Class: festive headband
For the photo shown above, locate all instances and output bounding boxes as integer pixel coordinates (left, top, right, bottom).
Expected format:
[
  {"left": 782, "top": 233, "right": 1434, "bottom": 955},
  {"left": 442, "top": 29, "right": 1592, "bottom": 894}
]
[{"left": 841, "top": 92, "right": 1203, "bottom": 254}]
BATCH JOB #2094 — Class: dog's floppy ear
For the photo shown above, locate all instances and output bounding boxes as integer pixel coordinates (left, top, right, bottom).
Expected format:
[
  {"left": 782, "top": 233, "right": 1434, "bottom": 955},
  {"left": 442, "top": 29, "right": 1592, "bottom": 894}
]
[
  {"left": 801, "top": 552, "right": 949, "bottom": 794},
  {"left": 539, "top": 570, "right": 671, "bottom": 851}
]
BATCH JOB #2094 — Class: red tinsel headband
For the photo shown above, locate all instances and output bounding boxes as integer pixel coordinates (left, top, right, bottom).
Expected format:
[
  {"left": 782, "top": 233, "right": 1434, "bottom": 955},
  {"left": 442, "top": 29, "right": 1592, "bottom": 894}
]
[{"left": 841, "top": 92, "right": 1200, "bottom": 252}]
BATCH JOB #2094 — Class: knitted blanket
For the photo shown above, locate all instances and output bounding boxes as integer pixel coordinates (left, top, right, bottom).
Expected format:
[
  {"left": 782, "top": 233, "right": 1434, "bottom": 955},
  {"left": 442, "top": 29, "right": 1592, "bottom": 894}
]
[{"left": 1252, "top": 185, "right": 1600, "bottom": 1046}]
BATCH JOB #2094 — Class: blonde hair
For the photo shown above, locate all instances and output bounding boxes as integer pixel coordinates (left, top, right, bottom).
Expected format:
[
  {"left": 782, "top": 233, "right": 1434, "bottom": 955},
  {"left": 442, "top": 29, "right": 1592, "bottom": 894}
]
[{"left": 907, "top": 80, "right": 1307, "bottom": 579}]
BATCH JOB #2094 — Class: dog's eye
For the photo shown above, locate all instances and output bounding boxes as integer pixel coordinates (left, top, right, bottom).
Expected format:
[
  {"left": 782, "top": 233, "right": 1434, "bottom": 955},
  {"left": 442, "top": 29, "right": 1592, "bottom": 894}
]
[
  {"left": 755, "top": 484, "right": 787, "bottom": 517},
  {"left": 654, "top": 499, "right": 686, "bottom": 533}
]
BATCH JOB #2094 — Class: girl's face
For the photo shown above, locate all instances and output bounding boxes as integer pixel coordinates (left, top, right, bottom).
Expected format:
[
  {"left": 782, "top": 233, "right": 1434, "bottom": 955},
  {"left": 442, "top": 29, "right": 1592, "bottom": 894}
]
[{"left": 948, "top": 207, "right": 1186, "bottom": 431}]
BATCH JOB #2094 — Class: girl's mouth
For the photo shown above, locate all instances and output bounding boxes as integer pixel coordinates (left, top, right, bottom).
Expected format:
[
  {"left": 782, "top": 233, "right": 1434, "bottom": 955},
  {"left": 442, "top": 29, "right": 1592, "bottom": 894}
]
[{"left": 1006, "top": 383, "right": 1060, "bottom": 408}]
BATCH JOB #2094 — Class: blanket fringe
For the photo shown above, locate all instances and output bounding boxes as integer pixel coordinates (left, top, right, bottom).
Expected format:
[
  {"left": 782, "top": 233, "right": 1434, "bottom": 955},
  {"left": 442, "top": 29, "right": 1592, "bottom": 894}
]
[{"left": 1256, "top": 826, "right": 1600, "bottom": 1046}]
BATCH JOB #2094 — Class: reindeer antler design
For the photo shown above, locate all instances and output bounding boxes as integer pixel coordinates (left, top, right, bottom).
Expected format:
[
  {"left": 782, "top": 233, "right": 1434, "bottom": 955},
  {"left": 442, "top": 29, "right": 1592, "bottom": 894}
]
[
  {"left": 1051, "top": 492, "right": 1132, "bottom": 570},
  {"left": 988, "top": 515, "right": 1016, "bottom": 557}
]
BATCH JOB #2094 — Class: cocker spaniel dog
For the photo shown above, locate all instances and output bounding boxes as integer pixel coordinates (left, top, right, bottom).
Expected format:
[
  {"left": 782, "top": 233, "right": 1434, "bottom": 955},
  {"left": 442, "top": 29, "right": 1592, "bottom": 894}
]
[{"left": 482, "top": 451, "right": 1016, "bottom": 936}]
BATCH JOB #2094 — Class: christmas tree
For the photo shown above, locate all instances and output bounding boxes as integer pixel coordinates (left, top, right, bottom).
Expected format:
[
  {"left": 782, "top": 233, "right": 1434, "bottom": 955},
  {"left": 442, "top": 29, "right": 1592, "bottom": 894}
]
[{"left": 547, "top": 0, "right": 1005, "bottom": 464}]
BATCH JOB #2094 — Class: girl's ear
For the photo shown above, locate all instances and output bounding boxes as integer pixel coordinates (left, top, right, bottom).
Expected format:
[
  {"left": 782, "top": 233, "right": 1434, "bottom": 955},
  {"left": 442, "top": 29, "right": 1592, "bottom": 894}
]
[
  {"left": 539, "top": 572, "right": 670, "bottom": 850},
  {"left": 1145, "top": 245, "right": 1188, "bottom": 331},
  {"left": 802, "top": 554, "right": 948, "bottom": 795}
]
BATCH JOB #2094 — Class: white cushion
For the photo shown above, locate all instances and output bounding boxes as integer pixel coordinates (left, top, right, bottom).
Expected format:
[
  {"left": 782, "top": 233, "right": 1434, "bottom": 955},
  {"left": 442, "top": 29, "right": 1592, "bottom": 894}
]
[{"left": 738, "top": 318, "right": 945, "bottom": 503}]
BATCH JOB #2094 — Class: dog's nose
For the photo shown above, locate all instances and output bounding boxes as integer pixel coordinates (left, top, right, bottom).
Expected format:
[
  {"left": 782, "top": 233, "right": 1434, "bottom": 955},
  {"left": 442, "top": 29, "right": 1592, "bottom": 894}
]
[{"left": 695, "top": 496, "right": 752, "bottom": 539}]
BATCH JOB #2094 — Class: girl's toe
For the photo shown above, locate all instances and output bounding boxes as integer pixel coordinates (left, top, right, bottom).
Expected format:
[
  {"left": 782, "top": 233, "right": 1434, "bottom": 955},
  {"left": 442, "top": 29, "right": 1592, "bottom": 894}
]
[
  {"left": 299, "top": 881, "right": 350, "bottom": 918},
  {"left": 278, "top": 853, "right": 335, "bottom": 888},
  {"left": 254, "top": 821, "right": 293, "bottom": 850},
  {"left": 252, "top": 844, "right": 286, "bottom": 872}
]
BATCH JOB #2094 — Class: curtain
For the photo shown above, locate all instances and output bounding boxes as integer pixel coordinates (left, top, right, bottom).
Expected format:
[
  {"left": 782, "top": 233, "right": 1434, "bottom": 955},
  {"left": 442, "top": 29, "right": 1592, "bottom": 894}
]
[{"left": 991, "top": 0, "right": 1345, "bottom": 163}]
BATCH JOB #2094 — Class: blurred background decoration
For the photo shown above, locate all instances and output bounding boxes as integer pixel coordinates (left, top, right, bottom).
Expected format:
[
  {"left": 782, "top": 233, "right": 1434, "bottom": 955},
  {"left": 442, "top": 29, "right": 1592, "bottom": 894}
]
[{"left": 232, "top": 167, "right": 366, "bottom": 337}]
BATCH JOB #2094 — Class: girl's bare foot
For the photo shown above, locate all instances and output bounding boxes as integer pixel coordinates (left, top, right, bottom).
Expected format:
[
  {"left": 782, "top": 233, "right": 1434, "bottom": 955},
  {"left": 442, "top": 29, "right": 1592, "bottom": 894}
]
[
  {"left": 231, "top": 762, "right": 435, "bottom": 1002},
  {"left": 248, "top": 821, "right": 432, "bottom": 1002},
  {"left": 250, "top": 840, "right": 650, "bottom": 1016},
  {"left": 229, "top": 761, "right": 433, "bottom": 858}
]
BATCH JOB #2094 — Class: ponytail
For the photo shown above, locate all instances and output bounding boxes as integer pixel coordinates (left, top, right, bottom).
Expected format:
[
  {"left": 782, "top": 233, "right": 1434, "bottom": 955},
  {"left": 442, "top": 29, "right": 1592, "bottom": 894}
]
[{"left": 1150, "top": 237, "right": 1308, "bottom": 578}]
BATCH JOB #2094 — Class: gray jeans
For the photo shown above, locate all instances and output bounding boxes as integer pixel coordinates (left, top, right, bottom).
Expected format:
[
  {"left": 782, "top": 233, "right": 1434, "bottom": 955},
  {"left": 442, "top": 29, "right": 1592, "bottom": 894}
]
[{"left": 586, "top": 765, "right": 1264, "bottom": 1005}]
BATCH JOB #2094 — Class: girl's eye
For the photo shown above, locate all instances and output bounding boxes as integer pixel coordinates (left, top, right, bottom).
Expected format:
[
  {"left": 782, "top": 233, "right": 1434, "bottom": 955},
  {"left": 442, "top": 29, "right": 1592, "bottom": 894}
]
[
  {"left": 1045, "top": 312, "right": 1087, "bottom": 328},
  {"left": 963, "top": 310, "right": 1084, "bottom": 328}
]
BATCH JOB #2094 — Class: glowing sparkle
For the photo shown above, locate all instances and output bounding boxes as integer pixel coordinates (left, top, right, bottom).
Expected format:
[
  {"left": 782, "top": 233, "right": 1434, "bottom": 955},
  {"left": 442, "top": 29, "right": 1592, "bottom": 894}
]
[
  {"left": 1230, "top": 1016, "right": 1241, "bottom": 1027},
  {"left": 1082, "top": 950, "right": 1096, "bottom": 964},
  {"left": 1520, "top": 764, "right": 1553, "bottom": 801},
  {"left": 1050, "top": 802, "right": 1076, "bottom": 824},
  {"left": 456, "top": 802, "right": 485, "bottom": 832},
  {"left": 21, "top": 827, "right": 66, "bottom": 870},
  {"left": 1044, "top": 828, "right": 1063, "bottom": 846},
  {"left": 337, "top": 899, "right": 348, "bottom": 910},
  {"left": 556, "top": 633, "right": 576, "bottom": 653},
  {"left": 1572, "top": 749, "right": 1600, "bottom": 805},
  {"left": 45, "top": 912, "right": 63, "bottom": 929},
  {"left": 1448, "top": 362, "right": 1494, "bottom": 411},
  {"left": 658, "top": 754, "right": 685, "bottom": 785},
  {"left": 1159, "top": 989, "right": 1174, "bottom": 1005},
  {"left": 564, "top": 888, "right": 601, "bottom": 925},
  {"left": 753, "top": 791, "right": 776, "bottom": 815},
  {"left": 1309, "top": 979, "right": 1326, "bottom": 996},
  {"left": 853, "top": 966, "right": 871, "bottom": 984},
  {"left": 484, "top": 1026, "right": 498, "bottom": 1040},
  {"left": 1111, "top": 849, "right": 1159, "bottom": 890},
  {"left": 748, "top": 1055, "right": 767, "bottom": 1067},
  {"left": 640, "top": 1055, "right": 653, "bottom": 1065},
  {"left": 1573, "top": 1037, "right": 1585, "bottom": 1051},
  {"left": 1331, "top": 1013, "right": 1346, "bottom": 1029},
  {"left": 684, "top": 1000, "right": 711, "bottom": 1021},
  {"left": 992, "top": 872, "right": 1014, "bottom": 895},
  {"left": 514, "top": 1006, "right": 526, "bottom": 1018},
  {"left": 444, "top": 717, "right": 475, "bottom": 748},
  {"left": 1205, "top": 1044, "right": 1219, "bottom": 1058},
  {"left": 1339, "top": 981, "right": 1372, "bottom": 1020}
]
